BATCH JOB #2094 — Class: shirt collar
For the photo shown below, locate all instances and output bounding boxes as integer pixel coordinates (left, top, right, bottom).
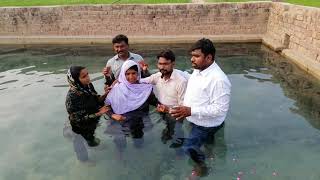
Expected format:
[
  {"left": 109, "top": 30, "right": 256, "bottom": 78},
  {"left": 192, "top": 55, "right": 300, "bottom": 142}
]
[
  {"left": 169, "top": 69, "right": 178, "bottom": 80},
  {"left": 115, "top": 52, "right": 134, "bottom": 61},
  {"left": 161, "top": 69, "right": 177, "bottom": 81},
  {"left": 195, "top": 62, "right": 217, "bottom": 76}
]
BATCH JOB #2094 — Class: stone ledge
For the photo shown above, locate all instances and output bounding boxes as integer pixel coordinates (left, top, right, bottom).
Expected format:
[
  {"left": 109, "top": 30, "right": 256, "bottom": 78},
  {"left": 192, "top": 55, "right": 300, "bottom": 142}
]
[
  {"left": 281, "top": 49, "right": 320, "bottom": 80},
  {"left": 0, "top": 34, "right": 263, "bottom": 45},
  {"left": 262, "top": 37, "right": 285, "bottom": 52}
]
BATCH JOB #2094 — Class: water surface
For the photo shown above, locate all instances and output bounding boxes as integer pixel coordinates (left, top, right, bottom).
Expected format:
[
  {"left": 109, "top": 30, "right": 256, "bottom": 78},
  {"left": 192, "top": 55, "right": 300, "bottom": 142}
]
[{"left": 0, "top": 43, "right": 319, "bottom": 180}]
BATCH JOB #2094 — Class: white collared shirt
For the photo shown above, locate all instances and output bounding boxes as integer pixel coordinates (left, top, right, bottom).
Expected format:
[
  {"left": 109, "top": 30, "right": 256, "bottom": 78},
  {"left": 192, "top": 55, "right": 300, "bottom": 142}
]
[
  {"left": 183, "top": 62, "right": 231, "bottom": 127},
  {"left": 140, "top": 69, "right": 187, "bottom": 106},
  {"left": 106, "top": 52, "right": 143, "bottom": 79}
]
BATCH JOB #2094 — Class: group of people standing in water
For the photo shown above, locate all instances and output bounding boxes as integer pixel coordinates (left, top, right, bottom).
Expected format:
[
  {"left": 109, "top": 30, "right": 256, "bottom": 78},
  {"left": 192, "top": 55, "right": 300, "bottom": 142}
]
[{"left": 65, "top": 34, "right": 231, "bottom": 178}]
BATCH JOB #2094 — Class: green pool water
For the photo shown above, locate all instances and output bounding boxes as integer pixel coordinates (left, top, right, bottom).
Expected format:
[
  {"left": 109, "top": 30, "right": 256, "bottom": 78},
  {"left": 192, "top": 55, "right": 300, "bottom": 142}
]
[{"left": 0, "top": 43, "right": 319, "bottom": 180}]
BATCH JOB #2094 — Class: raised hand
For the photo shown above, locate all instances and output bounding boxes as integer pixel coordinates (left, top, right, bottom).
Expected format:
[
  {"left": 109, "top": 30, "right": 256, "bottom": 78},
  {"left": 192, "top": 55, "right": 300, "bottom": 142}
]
[
  {"left": 138, "top": 60, "right": 149, "bottom": 71},
  {"left": 102, "top": 66, "right": 112, "bottom": 76}
]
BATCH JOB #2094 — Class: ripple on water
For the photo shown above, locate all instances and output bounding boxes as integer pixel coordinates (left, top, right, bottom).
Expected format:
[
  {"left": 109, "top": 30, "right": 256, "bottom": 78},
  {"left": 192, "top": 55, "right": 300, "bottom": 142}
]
[
  {"left": 53, "top": 84, "right": 68, "bottom": 88},
  {"left": 244, "top": 72, "right": 273, "bottom": 81},
  {"left": 23, "top": 84, "right": 31, "bottom": 87},
  {"left": 0, "top": 80, "right": 18, "bottom": 85},
  {"left": 91, "top": 76, "right": 104, "bottom": 82},
  {"left": 16, "top": 66, "right": 36, "bottom": 74},
  {"left": 39, "top": 73, "right": 53, "bottom": 77},
  {"left": 25, "top": 70, "right": 38, "bottom": 75}
]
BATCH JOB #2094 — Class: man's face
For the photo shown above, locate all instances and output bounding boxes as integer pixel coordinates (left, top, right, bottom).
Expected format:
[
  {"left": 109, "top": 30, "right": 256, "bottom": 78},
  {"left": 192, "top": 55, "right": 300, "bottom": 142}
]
[
  {"left": 157, "top": 57, "right": 174, "bottom": 76},
  {"left": 113, "top": 41, "right": 129, "bottom": 56},
  {"left": 190, "top": 49, "right": 212, "bottom": 70}
]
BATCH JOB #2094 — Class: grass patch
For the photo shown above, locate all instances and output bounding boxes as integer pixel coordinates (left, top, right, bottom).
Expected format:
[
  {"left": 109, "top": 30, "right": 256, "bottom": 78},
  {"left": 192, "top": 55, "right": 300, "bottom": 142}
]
[
  {"left": 0, "top": 0, "right": 190, "bottom": 7},
  {"left": 286, "top": 0, "right": 320, "bottom": 7},
  {"left": 207, "top": 0, "right": 320, "bottom": 7}
]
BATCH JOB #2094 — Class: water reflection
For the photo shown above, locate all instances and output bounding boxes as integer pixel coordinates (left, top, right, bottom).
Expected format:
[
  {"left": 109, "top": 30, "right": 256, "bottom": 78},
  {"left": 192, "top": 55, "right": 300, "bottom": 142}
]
[
  {"left": 63, "top": 121, "right": 93, "bottom": 165},
  {"left": 159, "top": 113, "right": 185, "bottom": 148},
  {"left": 104, "top": 111, "right": 154, "bottom": 162},
  {"left": 260, "top": 46, "right": 320, "bottom": 129},
  {"left": 215, "top": 44, "right": 320, "bottom": 130}
]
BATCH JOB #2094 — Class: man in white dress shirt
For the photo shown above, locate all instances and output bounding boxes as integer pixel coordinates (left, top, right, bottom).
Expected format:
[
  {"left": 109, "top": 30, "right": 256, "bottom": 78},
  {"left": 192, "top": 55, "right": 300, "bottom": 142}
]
[
  {"left": 140, "top": 49, "right": 187, "bottom": 148},
  {"left": 170, "top": 38, "right": 231, "bottom": 176}
]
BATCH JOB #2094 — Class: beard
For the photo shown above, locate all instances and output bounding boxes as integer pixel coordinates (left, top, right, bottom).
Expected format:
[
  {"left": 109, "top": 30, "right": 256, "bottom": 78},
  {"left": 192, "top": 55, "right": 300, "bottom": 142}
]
[
  {"left": 160, "top": 69, "right": 172, "bottom": 78},
  {"left": 192, "top": 63, "right": 199, "bottom": 69}
]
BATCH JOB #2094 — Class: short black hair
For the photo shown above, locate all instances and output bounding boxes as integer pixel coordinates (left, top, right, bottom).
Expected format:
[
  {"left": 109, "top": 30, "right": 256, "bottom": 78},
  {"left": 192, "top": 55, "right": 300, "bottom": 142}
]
[
  {"left": 156, "top": 49, "right": 175, "bottom": 62},
  {"left": 189, "top": 38, "right": 216, "bottom": 58},
  {"left": 112, "top": 34, "right": 129, "bottom": 45}
]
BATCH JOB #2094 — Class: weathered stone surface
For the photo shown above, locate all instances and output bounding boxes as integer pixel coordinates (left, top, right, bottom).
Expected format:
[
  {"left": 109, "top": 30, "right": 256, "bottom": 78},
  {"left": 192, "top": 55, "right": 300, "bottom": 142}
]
[
  {"left": 0, "top": 2, "right": 319, "bottom": 80},
  {"left": 265, "top": 2, "right": 320, "bottom": 68},
  {"left": 0, "top": 2, "right": 270, "bottom": 37}
]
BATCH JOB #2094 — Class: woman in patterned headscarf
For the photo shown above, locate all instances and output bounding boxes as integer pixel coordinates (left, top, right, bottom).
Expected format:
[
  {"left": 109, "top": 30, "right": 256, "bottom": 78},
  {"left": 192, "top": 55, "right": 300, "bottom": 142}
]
[{"left": 65, "top": 66, "right": 109, "bottom": 147}]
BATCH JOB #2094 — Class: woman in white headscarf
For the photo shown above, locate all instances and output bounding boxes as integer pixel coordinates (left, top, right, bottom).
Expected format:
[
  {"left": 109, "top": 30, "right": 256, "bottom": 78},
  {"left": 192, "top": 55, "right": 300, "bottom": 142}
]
[{"left": 105, "top": 60, "right": 162, "bottom": 138}]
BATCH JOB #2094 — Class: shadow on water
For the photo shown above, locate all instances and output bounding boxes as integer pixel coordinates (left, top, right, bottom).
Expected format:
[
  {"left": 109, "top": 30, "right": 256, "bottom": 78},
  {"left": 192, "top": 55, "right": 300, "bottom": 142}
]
[
  {"left": 260, "top": 46, "right": 320, "bottom": 130},
  {"left": 216, "top": 45, "right": 320, "bottom": 131}
]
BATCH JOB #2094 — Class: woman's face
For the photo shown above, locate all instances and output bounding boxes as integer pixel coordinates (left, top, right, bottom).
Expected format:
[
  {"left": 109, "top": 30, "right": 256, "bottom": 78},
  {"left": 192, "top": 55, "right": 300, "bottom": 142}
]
[
  {"left": 125, "top": 69, "right": 138, "bottom": 84},
  {"left": 79, "top": 68, "right": 91, "bottom": 86}
]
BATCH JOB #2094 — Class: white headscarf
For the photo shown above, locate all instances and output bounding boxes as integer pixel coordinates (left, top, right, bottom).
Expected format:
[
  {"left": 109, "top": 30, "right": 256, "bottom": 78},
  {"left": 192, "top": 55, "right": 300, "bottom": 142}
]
[{"left": 105, "top": 60, "right": 153, "bottom": 114}]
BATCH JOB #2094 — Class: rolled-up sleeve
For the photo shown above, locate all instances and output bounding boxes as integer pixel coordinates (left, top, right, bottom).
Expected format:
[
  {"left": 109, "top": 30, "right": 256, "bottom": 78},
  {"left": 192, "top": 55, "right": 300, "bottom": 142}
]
[
  {"left": 140, "top": 74, "right": 156, "bottom": 85},
  {"left": 177, "top": 80, "right": 187, "bottom": 106}
]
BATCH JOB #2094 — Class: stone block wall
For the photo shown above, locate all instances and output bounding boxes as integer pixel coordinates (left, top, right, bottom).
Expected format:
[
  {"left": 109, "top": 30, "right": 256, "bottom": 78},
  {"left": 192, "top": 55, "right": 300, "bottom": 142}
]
[
  {"left": 265, "top": 3, "right": 320, "bottom": 63},
  {"left": 0, "top": 2, "right": 270, "bottom": 36},
  {"left": 0, "top": 2, "right": 319, "bottom": 78}
]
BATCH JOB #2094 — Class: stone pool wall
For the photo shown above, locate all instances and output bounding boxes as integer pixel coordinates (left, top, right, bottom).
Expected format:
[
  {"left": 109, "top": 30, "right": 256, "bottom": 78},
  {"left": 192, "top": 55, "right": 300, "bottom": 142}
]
[
  {"left": 0, "top": 2, "right": 270, "bottom": 43},
  {"left": 263, "top": 3, "right": 320, "bottom": 79},
  {"left": 0, "top": 2, "right": 319, "bottom": 78}
]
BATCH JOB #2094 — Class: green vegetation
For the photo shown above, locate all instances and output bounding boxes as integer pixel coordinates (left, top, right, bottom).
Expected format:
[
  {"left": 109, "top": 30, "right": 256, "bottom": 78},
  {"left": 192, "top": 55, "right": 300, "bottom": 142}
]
[
  {"left": 207, "top": 0, "right": 320, "bottom": 7},
  {"left": 286, "top": 0, "right": 320, "bottom": 7}
]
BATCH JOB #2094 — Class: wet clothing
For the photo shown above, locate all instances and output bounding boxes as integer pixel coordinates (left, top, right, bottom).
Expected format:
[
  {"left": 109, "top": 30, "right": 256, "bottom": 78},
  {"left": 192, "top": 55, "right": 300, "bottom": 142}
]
[
  {"left": 106, "top": 92, "right": 159, "bottom": 138},
  {"left": 65, "top": 85, "right": 103, "bottom": 141},
  {"left": 183, "top": 122, "right": 224, "bottom": 163}
]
